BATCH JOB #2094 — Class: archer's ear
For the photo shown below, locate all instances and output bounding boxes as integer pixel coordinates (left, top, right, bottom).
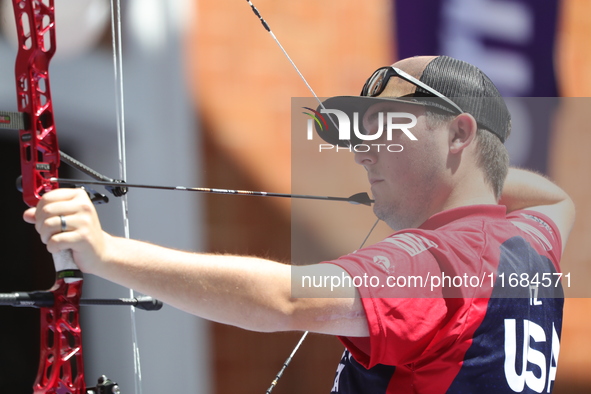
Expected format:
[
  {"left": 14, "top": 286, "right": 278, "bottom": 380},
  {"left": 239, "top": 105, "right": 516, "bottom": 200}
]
[{"left": 448, "top": 113, "right": 478, "bottom": 154}]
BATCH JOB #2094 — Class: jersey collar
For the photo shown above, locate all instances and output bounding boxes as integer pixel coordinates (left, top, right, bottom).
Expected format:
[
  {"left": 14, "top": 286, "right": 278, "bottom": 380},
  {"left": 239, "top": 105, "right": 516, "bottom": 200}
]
[{"left": 419, "top": 204, "right": 507, "bottom": 231}]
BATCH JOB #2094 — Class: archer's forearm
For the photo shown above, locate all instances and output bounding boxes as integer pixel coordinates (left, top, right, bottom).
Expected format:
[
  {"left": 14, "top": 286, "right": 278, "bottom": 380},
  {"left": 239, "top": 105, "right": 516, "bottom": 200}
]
[
  {"left": 499, "top": 168, "right": 571, "bottom": 212},
  {"left": 498, "top": 168, "right": 575, "bottom": 250},
  {"left": 97, "top": 236, "right": 296, "bottom": 332},
  {"left": 93, "top": 236, "right": 368, "bottom": 336}
]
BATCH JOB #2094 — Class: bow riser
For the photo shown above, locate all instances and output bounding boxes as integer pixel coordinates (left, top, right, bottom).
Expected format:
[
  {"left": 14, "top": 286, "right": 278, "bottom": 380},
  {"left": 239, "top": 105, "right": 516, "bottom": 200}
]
[
  {"left": 13, "top": 0, "right": 60, "bottom": 207},
  {"left": 12, "top": 1, "right": 86, "bottom": 393},
  {"left": 35, "top": 279, "right": 84, "bottom": 394}
]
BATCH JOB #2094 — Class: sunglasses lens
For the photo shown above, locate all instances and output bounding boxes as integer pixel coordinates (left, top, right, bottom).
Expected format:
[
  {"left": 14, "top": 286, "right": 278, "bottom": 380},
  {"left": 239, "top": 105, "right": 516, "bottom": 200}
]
[{"left": 363, "top": 68, "right": 389, "bottom": 97}]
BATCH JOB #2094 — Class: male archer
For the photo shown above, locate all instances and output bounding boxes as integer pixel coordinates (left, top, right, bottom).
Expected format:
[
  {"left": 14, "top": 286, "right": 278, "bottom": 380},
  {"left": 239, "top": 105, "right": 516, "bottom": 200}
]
[{"left": 25, "top": 55, "right": 574, "bottom": 393}]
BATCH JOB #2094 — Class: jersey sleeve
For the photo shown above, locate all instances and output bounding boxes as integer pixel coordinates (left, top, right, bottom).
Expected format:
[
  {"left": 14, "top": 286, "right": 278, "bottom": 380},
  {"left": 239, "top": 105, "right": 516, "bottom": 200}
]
[
  {"left": 326, "top": 232, "right": 448, "bottom": 368},
  {"left": 506, "top": 209, "right": 563, "bottom": 269}
]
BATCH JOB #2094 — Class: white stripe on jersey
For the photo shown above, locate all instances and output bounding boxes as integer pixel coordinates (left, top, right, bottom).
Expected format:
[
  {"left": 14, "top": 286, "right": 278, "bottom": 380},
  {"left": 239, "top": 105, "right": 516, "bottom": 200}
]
[
  {"left": 382, "top": 233, "right": 438, "bottom": 256},
  {"left": 510, "top": 221, "right": 553, "bottom": 251}
]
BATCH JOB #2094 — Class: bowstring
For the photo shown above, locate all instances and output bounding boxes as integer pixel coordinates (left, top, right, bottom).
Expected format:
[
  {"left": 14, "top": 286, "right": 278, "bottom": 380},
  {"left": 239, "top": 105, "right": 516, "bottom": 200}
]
[
  {"left": 244, "top": 0, "right": 339, "bottom": 130},
  {"left": 265, "top": 218, "right": 380, "bottom": 394},
  {"left": 243, "top": 2, "right": 382, "bottom": 391},
  {"left": 109, "top": 1, "right": 143, "bottom": 394}
]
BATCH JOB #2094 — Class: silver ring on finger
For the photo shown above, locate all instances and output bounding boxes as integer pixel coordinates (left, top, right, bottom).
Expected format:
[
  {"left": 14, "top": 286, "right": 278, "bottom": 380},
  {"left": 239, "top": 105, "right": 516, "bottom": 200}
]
[{"left": 60, "top": 215, "right": 67, "bottom": 232}]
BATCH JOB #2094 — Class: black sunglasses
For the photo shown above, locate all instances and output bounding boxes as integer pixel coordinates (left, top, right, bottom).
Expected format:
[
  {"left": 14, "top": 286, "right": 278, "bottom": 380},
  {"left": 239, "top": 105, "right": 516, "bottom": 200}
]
[{"left": 360, "top": 66, "right": 464, "bottom": 115}]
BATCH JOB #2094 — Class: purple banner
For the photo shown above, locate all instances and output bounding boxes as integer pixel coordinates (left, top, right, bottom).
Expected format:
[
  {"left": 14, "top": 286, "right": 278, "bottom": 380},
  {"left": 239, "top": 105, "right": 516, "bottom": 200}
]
[{"left": 394, "top": 0, "right": 560, "bottom": 173}]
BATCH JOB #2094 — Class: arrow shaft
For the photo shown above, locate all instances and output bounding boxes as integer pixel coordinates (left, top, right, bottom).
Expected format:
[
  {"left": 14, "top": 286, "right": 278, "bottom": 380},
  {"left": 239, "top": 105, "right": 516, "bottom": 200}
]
[{"left": 51, "top": 178, "right": 371, "bottom": 204}]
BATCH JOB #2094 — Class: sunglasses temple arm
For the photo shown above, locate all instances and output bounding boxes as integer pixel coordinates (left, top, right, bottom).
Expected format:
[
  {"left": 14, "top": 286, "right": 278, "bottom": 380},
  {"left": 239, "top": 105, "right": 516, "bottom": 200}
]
[{"left": 391, "top": 67, "right": 464, "bottom": 114}]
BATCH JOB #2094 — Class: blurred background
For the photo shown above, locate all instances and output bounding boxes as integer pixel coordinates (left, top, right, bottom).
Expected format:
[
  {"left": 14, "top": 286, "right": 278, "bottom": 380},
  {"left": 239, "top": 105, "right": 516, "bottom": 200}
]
[{"left": 0, "top": 0, "right": 589, "bottom": 393}]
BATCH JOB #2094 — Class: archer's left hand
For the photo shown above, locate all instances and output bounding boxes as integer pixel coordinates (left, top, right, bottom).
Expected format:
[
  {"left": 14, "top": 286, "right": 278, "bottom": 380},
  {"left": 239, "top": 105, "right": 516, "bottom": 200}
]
[{"left": 23, "top": 188, "right": 112, "bottom": 274}]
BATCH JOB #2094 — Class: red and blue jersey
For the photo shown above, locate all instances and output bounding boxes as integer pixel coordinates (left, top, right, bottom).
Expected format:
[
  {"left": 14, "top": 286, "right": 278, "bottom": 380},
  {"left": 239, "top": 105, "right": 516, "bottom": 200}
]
[{"left": 327, "top": 205, "right": 563, "bottom": 394}]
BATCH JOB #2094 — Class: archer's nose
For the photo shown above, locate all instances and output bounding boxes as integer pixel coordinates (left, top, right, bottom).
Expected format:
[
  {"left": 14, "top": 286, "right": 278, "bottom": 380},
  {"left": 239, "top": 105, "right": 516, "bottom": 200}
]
[{"left": 354, "top": 147, "right": 377, "bottom": 167}]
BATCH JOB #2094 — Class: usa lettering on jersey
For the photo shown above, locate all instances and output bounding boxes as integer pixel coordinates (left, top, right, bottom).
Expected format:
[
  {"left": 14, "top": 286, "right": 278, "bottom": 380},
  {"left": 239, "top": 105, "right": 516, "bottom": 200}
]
[{"left": 504, "top": 319, "right": 560, "bottom": 393}]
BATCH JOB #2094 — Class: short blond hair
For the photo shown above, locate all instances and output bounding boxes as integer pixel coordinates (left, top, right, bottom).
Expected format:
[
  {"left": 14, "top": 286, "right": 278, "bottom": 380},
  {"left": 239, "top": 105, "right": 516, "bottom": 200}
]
[{"left": 425, "top": 110, "right": 510, "bottom": 200}]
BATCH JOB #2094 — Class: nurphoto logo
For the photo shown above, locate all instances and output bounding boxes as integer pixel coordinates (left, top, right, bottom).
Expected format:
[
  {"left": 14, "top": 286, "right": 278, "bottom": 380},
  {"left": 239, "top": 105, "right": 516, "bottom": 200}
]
[{"left": 303, "top": 107, "right": 418, "bottom": 152}]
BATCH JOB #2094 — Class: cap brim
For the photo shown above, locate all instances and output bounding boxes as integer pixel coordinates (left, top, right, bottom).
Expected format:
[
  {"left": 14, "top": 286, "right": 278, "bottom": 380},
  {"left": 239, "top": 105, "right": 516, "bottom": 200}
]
[{"left": 315, "top": 95, "right": 454, "bottom": 147}]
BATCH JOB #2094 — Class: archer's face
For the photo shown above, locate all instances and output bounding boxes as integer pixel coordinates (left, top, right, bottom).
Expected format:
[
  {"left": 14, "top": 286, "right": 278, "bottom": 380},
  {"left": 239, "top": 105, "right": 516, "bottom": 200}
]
[{"left": 354, "top": 102, "right": 450, "bottom": 230}]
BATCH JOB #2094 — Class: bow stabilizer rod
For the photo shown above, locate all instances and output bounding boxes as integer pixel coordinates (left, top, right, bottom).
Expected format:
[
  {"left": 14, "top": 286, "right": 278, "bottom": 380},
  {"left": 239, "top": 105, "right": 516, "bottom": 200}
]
[{"left": 0, "top": 292, "right": 163, "bottom": 311}]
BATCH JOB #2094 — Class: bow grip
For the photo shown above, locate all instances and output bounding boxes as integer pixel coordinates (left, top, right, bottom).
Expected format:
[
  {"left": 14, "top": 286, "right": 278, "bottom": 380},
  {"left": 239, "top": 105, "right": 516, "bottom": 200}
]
[{"left": 52, "top": 249, "right": 83, "bottom": 280}]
